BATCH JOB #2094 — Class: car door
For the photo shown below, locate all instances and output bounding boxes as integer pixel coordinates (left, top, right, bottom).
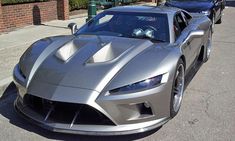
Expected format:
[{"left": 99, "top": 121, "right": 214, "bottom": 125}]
[
  {"left": 174, "top": 12, "right": 200, "bottom": 70},
  {"left": 181, "top": 11, "right": 202, "bottom": 64},
  {"left": 174, "top": 12, "right": 192, "bottom": 70}
]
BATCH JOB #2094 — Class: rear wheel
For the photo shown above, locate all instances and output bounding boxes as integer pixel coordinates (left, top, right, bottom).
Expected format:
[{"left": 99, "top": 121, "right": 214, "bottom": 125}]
[
  {"left": 216, "top": 16, "right": 222, "bottom": 24},
  {"left": 170, "top": 59, "right": 185, "bottom": 117},
  {"left": 204, "top": 30, "right": 212, "bottom": 62},
  {"left": 216, "top": 10, "right": 222, "bottom": 24},
  {"left": 211, "top": 14, "right": 215, "bottom": 33}
]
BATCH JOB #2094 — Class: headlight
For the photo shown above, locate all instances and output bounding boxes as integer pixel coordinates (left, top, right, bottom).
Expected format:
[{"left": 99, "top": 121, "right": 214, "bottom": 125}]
[
  {"left": 109, "top": 73, "right": 169, "bottom": 94},
  {"left": 201, "top": 10, "right": 211, "bottom": 16}
]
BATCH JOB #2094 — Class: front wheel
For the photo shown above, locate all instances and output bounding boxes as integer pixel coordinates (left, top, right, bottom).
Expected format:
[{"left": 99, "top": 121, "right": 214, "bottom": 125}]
[{"left": 170, "top": 59, "right": 185, "bottom": 117}]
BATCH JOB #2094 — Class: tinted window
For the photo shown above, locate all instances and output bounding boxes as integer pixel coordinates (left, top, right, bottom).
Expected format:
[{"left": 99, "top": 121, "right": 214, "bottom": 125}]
[
  {"left": 77, "top": 11, "right": 170, "bottom": 42},
  {"left": 181, "top": 11, "right": 192, "bottom": 24},
  {"left": 174, "top": 17, "right": 181, "bottom": 40},
  {"left": 175, "top": 13, "right": 187, "bottom": 31},
  {"left": 174, "top": 12, "right": 189, "bottom": 40}
]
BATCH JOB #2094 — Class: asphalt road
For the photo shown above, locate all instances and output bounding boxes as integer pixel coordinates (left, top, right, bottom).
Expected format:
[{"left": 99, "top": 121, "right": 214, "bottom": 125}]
[{"left": 0, "top": 4, "right": 235, "bottom": 141}]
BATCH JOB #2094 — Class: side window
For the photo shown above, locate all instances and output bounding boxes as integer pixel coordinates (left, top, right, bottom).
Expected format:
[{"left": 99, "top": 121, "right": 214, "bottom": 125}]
[
  {"left": 181, "top": 11, "right": 192, "bottom": 24},
  {"left": 175, "top": 13, "right": 187, "bottom": 31},
  {"left": 174, "top": 12, "right": 187, "bottom": 40},
  {"left": 174, "top": 17, "right": 181, "bottom": 40},
  {"left": 98, "top": 15, "right": 113, "bottom": 25}
]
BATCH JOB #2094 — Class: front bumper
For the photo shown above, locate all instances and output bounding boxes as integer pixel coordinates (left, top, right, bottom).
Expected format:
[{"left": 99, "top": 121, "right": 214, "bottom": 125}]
[
  {"left": 13, "top": 64, "right": 172, "bottom": 135},
  {"left": 14, "top": 96, "right": 170, "bottom": 135}
]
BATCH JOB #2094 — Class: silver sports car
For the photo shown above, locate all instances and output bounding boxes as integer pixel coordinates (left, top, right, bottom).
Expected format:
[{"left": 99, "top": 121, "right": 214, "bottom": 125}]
[{"left": 13, "top": 6, "right": 212, "bottom": 135}]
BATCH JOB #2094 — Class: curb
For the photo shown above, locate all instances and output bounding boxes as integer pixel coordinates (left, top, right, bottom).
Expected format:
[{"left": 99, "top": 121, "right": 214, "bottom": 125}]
[{"left": 0, "top": 77, "right": 13, "bottom": 97}]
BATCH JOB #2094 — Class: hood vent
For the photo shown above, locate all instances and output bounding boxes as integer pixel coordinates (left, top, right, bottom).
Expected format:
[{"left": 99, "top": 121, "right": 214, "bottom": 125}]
[
  {"left": 87, "top": 42, "right": 131, "bottom": 63},
  {"left": 55, "top": 41, "right": 79, "bottom": 62}
]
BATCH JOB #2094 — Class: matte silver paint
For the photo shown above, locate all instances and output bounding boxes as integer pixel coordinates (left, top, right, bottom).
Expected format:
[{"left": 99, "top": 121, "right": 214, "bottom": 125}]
[{"left": 13, "top": 6, "right": 212, "bottom": 135}]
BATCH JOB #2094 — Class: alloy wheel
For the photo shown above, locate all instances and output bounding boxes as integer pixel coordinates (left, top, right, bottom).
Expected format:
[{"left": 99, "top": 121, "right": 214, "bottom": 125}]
[
  {"left": 212, "top": 15, "right": 215, "bottom": 32},
  {"left": 207, "top": 30, "right": 212, "bottom": 59},
  {"left": 173, "top": 64, "right": 185, "bottom": 113}
]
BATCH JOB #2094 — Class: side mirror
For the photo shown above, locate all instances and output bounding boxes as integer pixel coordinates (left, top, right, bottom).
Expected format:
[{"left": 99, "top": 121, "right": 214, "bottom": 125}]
[{"left": 68, "top": 23, "right": 78, "bottom": 35}]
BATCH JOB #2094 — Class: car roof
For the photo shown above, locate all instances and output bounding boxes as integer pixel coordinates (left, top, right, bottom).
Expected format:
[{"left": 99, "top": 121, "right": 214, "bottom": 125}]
[{"left": 106, "top": 5, "right": 181, "bottom": 15}]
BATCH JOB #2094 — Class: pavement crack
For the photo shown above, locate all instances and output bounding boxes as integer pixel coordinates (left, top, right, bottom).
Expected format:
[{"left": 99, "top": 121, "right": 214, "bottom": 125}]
[
  {"left": 203, "top": 90, "right": 229, "bottom": 119},
  {"left": 204, "top": 94, "right": 213, "bottom": 118},
  {"left": 186, "top": 88, "right": 209, "bottom": 94},
  {"left": 213, "top": 40, "right": 235, "bottom": 44},
  {"left": 188, "top": 118, "right": 199, "bottom": 125}
]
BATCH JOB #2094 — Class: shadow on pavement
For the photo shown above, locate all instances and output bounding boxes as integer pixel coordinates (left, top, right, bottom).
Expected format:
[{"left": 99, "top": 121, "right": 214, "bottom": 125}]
[
  {"left": 70, "top": 15, "right": 87, "bottom": 19},
  {"left": 40, "top": 24, "right": 68, "bottom": 29},
  {"left": 184, "top": 61, "right": 203, "bottom": 89},
  {"left": 0, "top": 83, "right": 160, "bottom": 141}
]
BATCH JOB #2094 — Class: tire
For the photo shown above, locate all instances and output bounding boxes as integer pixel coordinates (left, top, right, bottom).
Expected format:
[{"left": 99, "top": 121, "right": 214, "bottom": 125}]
[
  {"left": 216, "top": 16, "right": 222, "bottom": 24},
  {"left": 216, "top": 11, "right": 222, "bottom": 24},
  {"left": 204, "top": 29, "right": 212, "bottom": 62},
  {"left": 211, "top": 14, "right": 215, "bottom": 33},
  {"left": 170, "top": 59, "right": 185, "bottom": 118}
]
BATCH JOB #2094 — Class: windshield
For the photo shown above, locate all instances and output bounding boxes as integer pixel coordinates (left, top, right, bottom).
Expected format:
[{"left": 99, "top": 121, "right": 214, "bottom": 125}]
[{"left": 76, "top": 11, "right": 170, "bottom": 42}]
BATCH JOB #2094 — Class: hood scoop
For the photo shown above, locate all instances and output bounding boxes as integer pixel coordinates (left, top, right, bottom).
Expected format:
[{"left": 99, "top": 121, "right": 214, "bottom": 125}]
[
  {"left": 87, "top": 42, "right": 131, "bottom": 63},
  {"left": 29, "top": 35, "right": 154, "bottom": 92},
  {"left": 55, "top": 35, "right": 132, "bottom": 63},
  {"left": 55, "top": 41, "right": 79, "bottom": 62},
  {"left": 55, "top": 38, "right": 88, "bottom": 62}
]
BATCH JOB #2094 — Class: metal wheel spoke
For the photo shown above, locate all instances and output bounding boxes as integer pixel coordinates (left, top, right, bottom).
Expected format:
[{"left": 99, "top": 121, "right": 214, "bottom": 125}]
[
  {"left": 174, "top": 95, "right": 179, "bottom": 102},
  {"left": 174, "top": 87, "right": 179, "bottom": 94},
  {"left": 207, "top": 31, "right": 212, "bottom": 58},
  {"left": 173, "top": 100, "right": 177, "bottom": 110},
  {"left": 175, "top": 71, "right": 179, "bottom": 81},
  {"left": 172, "top": 64, "right": 185, "bottom": 113}
]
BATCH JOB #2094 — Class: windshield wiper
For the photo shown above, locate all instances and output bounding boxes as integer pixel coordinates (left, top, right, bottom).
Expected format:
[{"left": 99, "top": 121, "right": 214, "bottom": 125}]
[
  {"left": 79, "top": 31, "right": 123, "bottom": 37},
  {"left": 151, "top": 39, "right": 166, "bottom": 42},
  {"left": 130, "top": 36, "right": 166, "bottom": 42}
]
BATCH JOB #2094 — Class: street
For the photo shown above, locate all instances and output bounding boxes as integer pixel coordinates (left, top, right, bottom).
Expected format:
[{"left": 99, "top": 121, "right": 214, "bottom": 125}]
[{"left": 0, "top": 3, "right": 235, "bottom": 141}]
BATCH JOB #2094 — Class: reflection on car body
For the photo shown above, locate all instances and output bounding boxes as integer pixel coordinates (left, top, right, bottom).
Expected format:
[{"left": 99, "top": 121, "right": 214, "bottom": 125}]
[{"left": 13, "top": 6, "right": 212, "bottom": 135}]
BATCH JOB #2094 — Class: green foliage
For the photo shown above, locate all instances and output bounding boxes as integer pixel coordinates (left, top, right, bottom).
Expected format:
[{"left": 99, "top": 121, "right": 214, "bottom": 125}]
[
  {"left": 2, "top": 0, "right": 48, "bottom": 5},
  {"left": 69, "top": 0, "right": 88, "bottom": 11}
]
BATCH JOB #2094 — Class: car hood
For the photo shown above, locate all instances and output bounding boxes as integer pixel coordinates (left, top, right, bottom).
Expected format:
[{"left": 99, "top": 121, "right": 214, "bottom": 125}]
[
  {"left": 23, "top": 35, "right": 163, "bottom": 92},
  {"left": 166, "top": 1, "right": 214, "bottom": 12}
]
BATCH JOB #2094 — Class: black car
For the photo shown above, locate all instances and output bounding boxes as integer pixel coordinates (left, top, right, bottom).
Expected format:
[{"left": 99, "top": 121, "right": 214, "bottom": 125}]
[{"left": 165, "top": 0, "right": 225, "bottom": 28}]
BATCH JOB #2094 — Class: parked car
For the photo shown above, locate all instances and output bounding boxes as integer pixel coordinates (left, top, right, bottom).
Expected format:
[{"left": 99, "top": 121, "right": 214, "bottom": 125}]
[
  {"left": 97, "top": 0, "right": 138, "bottom": 9},
  {"left": 165, "top": 0, "right": 224, "bottom": 30},
  {"left": 13, "top": 6, "right": 212, "bottom": 135},
  {"left": 97, "top": 0, "right": 113, "bottom": 9}
]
